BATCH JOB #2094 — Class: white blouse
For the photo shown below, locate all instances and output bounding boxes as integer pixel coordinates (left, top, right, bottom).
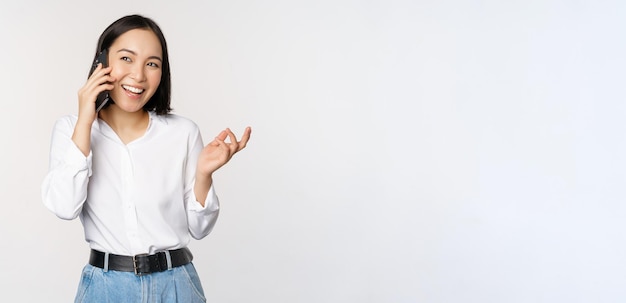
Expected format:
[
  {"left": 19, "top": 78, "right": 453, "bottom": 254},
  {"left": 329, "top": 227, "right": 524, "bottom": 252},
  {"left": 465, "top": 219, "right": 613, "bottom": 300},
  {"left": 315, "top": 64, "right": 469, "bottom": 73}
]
[{"left": 41, "top": 112, "right": 219, "bottom": 255}]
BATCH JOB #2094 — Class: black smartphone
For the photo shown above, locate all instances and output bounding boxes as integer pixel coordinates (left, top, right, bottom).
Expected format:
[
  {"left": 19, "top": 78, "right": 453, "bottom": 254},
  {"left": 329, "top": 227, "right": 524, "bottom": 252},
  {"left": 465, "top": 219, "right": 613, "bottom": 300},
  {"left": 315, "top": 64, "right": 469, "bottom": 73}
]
[{"left": 88, "top": 49, "right": 111, "bottom": 112}]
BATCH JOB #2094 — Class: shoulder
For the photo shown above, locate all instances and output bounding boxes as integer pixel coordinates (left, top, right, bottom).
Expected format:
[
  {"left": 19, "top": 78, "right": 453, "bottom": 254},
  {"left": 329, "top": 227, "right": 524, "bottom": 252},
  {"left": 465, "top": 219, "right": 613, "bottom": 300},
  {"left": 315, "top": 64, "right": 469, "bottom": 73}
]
[
  {"left": 54, "top": 114, "right": 78, "bottom": 124},
  {"left": 152, "top": 112, "right": 200, "bottom": 133},
  {"left": 51, "top": 114, "right": 79, "bottom": 132}
]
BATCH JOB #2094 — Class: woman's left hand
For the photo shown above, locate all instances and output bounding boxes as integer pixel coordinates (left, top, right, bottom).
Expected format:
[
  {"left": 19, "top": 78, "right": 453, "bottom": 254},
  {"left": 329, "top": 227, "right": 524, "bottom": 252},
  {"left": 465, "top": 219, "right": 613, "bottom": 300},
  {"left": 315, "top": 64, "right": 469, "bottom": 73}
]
[{"left": 196, "top": 127, "right": 252, "bottom": 177}]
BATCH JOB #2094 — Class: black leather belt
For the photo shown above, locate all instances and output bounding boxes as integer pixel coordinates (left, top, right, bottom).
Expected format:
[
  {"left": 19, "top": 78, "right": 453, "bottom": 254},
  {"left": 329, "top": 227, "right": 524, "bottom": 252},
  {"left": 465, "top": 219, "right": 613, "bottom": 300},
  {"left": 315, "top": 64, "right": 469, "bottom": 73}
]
[{"left": 89, "top": 248, "right": 193, "bottom": 275}]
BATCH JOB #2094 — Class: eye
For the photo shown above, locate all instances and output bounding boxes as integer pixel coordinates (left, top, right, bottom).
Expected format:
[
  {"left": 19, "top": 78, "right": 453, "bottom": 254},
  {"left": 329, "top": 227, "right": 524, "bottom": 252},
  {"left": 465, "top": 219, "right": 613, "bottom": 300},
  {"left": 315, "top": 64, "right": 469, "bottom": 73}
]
[
  {"left": 121, "top": 56, "right": 132, "bottom": 62},
  {"left": 147, "top": 62, "right": 160, "bottom": 68}
]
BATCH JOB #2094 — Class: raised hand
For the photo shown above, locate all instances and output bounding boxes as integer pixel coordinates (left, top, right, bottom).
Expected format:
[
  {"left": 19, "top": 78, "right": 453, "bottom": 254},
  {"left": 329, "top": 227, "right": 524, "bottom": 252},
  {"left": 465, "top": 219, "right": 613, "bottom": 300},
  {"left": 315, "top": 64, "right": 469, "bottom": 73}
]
[
  {"left": 193, "top": 127, "right": 251, "bottom": 205},
  {"left": 72, "top": 64, "right": 116, "bottom": 156},
  {"left": 77, "top": 64, "right": 115, "bottom": 123},
  {"left": 196, "top": 127, "right": 252, "bottom": 177}
]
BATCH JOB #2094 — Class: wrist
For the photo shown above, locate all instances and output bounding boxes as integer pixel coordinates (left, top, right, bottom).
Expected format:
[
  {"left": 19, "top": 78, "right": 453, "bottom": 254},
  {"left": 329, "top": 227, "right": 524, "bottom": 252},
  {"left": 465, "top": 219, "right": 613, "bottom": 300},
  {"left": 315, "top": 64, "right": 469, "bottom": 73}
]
[
  {"left": 196, "top": 172, "right": 213, "bottom": 184},
  {"left": 75, "top": 116, "right": 95, "bottom": 128}
]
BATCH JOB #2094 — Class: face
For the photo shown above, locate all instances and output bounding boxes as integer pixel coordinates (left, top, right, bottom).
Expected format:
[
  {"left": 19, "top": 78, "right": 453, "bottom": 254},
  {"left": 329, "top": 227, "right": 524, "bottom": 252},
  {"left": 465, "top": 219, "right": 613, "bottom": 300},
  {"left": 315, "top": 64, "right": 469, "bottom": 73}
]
[{"left": 107, "top": 29, "right": 163, "bottom": 113}]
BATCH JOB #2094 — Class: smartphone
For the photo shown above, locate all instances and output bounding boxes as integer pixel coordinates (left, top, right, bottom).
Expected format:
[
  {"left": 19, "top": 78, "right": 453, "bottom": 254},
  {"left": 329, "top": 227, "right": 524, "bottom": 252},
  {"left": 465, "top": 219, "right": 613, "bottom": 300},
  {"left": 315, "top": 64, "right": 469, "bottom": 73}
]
[{"left": 88, "top": 49, "right": 111, "bottom": 112}]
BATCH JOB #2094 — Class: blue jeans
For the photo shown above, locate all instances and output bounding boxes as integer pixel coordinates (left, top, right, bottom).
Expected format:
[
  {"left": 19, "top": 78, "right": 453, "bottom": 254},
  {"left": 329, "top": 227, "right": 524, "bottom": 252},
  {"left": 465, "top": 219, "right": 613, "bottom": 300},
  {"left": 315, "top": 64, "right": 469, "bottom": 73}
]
[{"left": 74, "top": 263, "right": 206, "bottom": 303}]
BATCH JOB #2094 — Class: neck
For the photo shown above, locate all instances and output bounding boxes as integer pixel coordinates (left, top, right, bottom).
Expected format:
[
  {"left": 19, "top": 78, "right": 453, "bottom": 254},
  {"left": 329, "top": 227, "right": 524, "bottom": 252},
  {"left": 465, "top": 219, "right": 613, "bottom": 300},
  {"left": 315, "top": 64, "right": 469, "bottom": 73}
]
[{"left": 98, "top": 105, "right": 150, "bottom": 144}]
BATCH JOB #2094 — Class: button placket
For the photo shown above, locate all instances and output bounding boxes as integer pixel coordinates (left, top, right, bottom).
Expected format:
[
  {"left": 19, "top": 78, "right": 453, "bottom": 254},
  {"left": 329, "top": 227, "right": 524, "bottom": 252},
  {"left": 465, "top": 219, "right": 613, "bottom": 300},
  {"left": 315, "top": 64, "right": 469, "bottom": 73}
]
[{"left": 120, "top": 146, "right": 141, "bottom": 252}]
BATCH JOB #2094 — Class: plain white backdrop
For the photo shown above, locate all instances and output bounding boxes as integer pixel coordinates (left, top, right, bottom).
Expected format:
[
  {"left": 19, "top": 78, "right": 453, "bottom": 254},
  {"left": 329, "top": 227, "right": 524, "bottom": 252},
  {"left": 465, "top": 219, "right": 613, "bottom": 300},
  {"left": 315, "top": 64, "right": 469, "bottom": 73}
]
[{"left": 1, "top": 0, "right": 625, "bottom": 302}]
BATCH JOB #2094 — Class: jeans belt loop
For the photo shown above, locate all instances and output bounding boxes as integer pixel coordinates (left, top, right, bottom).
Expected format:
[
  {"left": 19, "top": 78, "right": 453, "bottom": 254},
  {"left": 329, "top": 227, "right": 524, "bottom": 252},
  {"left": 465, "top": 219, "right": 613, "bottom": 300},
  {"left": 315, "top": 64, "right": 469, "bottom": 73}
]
[
  {"left": 164, "top": 250, "right": 173, "bottom": 270},
  {"left": 132, "top": 254, "right": 138, "bottom": 275},
  {"left": 103, "top": 252, "right": 109, "bottom": 273}
]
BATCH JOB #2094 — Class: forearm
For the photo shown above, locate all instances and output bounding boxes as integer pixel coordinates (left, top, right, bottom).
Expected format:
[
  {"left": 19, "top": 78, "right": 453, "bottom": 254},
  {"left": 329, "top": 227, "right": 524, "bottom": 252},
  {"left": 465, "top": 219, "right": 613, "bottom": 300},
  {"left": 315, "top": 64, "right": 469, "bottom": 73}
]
[
  {"left": 193, "top": 173, "right": 213, "bottom": 207},
  {"left": 71, "top": 119, "right": 93, "bottom": 156}
]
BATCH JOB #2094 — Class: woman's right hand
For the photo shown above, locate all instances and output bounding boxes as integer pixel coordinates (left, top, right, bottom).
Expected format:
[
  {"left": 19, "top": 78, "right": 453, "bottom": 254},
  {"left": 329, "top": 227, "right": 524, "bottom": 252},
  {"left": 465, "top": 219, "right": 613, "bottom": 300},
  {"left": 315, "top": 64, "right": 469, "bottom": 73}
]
[
  {"left": 72, "top": 64, "right": 115, "bottom": 156},
  {"left": 76, "top": 64, "right": 115, "bottom": 124}
]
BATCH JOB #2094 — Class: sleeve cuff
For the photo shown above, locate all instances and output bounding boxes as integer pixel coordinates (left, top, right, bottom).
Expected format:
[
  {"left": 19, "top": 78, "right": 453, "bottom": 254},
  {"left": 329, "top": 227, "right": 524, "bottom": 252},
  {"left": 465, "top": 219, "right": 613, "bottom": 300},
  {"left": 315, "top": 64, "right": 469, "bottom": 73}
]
[
  {"left": 64, "top": 140, "right": 93, "bottom": 177},
  {"left": 188, "top": 184, "right": 220, "bottom": 213}
]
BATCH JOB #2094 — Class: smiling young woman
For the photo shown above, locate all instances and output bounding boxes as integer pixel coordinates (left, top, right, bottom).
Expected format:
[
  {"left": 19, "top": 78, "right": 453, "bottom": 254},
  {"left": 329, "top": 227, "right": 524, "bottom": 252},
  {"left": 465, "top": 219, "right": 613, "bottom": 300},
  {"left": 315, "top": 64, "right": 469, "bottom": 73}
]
[
  {"left": 42, "top": 15, "right": 251, "bottom": 303},
  {"left": 97, "top": 28, "right": 164, "bottom": 144}
]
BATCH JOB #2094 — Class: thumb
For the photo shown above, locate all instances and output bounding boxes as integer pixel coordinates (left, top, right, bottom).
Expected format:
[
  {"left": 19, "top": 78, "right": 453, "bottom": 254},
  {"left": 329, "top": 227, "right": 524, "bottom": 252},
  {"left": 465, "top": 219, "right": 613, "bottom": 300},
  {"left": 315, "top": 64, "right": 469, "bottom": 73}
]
[{"left": 215, "top": 129, "right": 228, "bottom": 141}]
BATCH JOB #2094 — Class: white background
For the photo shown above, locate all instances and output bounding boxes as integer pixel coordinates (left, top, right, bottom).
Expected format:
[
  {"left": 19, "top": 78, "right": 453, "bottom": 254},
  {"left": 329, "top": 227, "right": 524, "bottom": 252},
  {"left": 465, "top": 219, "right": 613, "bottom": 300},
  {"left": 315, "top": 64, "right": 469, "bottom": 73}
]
[{"left": 1, "top": 0, "right": 625, "bottom": 302}]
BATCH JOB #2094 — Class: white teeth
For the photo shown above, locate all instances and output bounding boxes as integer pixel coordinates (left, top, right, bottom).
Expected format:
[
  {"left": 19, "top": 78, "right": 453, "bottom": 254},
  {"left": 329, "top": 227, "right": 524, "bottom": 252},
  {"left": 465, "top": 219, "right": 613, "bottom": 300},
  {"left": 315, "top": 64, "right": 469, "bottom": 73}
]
[{"left": 122, "top": 85, "right": 144, "bottom": 94}]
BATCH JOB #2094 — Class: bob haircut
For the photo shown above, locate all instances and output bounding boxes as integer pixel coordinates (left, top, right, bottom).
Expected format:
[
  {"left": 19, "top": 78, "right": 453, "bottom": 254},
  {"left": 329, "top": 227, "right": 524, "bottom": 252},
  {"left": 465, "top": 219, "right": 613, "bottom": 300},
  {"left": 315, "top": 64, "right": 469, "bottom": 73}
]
[{"left": 91, "top": 15, "right": 172, "bottom": 115}]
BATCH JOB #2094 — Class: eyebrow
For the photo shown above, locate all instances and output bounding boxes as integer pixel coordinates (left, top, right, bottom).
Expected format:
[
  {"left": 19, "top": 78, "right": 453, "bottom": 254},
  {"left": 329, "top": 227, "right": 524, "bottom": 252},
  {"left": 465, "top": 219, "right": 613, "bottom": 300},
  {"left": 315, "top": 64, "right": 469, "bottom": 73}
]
[{"left": 117, "top": 48, "right": 162, "bottom": 62}]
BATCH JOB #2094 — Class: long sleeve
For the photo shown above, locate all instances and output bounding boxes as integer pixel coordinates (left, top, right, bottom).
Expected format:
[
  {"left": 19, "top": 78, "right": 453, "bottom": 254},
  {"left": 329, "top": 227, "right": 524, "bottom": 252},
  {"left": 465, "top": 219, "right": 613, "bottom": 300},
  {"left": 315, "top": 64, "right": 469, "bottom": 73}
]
[
  {"left": 41, "top": 116, "right": 92, "bottom": 220},
  {"left": 42, "top": 112, "right": 222, "bottom": 255},
  {"left": 183, "top": 125, "right": 220, "bottom": 240}
]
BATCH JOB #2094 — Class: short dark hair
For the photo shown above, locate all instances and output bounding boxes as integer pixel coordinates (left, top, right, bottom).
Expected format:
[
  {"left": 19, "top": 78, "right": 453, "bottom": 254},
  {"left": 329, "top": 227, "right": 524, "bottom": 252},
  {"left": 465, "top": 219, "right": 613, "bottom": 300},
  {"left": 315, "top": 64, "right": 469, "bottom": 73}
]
[{"left": 92, "top": 14, "right": 172, "bottom": 115}]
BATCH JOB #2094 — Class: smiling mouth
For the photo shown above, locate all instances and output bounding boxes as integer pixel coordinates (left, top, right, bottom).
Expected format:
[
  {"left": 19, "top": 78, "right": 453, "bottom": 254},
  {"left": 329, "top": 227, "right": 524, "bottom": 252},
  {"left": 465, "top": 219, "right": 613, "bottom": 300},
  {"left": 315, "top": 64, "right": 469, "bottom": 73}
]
[{"left": 122, "top": 85, "right": 145, "bottom": 94}]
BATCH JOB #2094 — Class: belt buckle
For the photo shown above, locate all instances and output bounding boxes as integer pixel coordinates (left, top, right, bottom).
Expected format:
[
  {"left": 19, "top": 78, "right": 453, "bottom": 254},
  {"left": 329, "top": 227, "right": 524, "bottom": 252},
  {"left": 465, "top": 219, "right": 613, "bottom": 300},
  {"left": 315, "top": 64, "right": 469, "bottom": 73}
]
[{"left": 133, "top": 253, "right": 149, "bottom": 276}]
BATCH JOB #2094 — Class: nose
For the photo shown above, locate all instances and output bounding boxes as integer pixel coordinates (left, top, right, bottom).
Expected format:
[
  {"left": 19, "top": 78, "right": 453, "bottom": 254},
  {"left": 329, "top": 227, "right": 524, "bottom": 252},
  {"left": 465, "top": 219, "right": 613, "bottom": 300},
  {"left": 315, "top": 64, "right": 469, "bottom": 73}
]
[{"left": 130, "top": 64, "right": 146, "bottom": 82}]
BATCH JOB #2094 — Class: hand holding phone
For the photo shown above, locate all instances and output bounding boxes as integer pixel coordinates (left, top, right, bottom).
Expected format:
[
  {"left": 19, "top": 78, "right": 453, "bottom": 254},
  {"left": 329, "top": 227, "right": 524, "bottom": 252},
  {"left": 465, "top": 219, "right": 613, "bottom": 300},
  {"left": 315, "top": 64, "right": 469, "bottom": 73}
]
[{"left": 88, "top": 49, "right": 111, "bottom": 112}]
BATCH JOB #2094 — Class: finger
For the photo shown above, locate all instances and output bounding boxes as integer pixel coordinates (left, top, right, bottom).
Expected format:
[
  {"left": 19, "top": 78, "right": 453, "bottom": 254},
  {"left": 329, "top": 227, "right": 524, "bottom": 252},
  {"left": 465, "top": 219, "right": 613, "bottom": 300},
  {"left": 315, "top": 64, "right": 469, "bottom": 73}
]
[
  {"left": 93, "top": 68, "right": 114, "bottom": 84},
  {"left": 213, "top": 136, "right": 224, "bottom": 147},
  {"left": 105, "top": 74, "right": 116, "bottom": 83},
  {"left": 213, "top": 136, "right": 232, "bottom": 158},
  {"left": 93, "top": 75, "right": 115, "bottom": 89},
  {"left": 89, "top": 65, "right": 112, "bottom": 80},
  {"left": 211, "top": 135, "right": 228, "bottom": 149},
  {"left": 102, "top": 82, "right": 115, "bottom": 91},
  {"left": 225, "top": 128, "right": 239, "bottom": 152},
  {"left": 89, "top": 78, "right": 115, "bottom": 99},
  {"left": 208, "top": 137, "right": 220, "bottom": 148},
  {"left": 236, "top": 126, "right": 252, "bottom": 152},
  {"left": 78, "top": 81, "right": 110, "bottom": 103},
  {"left": 88, "top": 63, "right": 104, "bottom": 80},
  {"left": 215, "top": 129, "right": 228, "bottom": 142},
  {"left": 85, "top": 71, "right": 114, "bottom": 94}
]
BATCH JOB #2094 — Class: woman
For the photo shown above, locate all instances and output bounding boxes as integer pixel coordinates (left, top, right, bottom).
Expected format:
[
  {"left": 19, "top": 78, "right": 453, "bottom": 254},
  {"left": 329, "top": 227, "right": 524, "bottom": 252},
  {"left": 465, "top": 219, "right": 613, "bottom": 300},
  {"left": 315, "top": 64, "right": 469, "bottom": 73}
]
[{"left": 41, "top": 14, "right": 251, "bottom": 302}]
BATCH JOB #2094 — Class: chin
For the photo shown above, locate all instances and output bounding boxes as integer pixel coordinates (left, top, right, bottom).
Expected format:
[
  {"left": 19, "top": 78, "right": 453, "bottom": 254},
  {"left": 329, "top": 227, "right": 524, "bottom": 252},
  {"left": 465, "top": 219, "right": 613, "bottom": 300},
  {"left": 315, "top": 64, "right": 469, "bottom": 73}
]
[
  {"left": 109, "top": 101, "right": 146, "bottom": 113},
  {"left": 121, "top": 105, "right": 147, "bottom": 113}
]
